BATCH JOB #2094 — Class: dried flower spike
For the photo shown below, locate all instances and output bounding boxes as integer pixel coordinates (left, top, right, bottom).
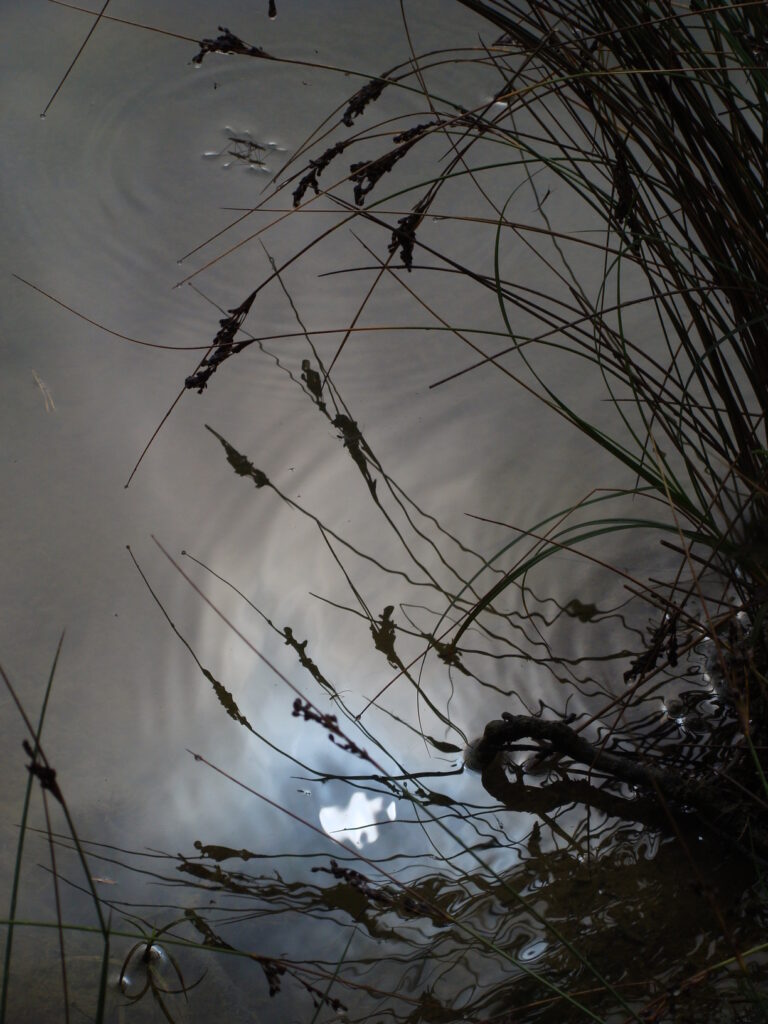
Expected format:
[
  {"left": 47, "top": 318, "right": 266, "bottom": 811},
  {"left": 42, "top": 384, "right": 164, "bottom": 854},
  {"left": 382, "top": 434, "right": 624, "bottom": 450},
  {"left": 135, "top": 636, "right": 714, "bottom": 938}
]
[
  {"left": 185, "top": 293, "right": 256, "bottom": 392},
  {"left": 193, "top": 26, "right": 275, "bottom": 65},
  {"left": 292, "top": 141, "right": 347, "bottom": 207},
  {"left": 342, "top": 69, "right": 394, "bottom": 127}
]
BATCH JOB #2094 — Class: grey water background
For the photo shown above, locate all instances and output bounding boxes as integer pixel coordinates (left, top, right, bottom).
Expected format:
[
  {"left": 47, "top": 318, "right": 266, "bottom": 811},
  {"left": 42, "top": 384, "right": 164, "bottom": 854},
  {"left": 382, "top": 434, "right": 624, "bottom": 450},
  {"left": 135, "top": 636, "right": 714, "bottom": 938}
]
[{"left": 0, "top": 2, "right": 708, "bottom": 1020}]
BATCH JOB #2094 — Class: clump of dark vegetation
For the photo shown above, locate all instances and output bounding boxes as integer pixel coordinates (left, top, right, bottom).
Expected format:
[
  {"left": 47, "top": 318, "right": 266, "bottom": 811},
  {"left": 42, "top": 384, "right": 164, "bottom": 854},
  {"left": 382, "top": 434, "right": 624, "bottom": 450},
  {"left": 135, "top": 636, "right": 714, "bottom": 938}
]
[
  {"left": 178, "top": 0, "right": 768, "bottom": 893},
  {"left": 173, "top": 0, "right": 768, "bottom": 1009}
]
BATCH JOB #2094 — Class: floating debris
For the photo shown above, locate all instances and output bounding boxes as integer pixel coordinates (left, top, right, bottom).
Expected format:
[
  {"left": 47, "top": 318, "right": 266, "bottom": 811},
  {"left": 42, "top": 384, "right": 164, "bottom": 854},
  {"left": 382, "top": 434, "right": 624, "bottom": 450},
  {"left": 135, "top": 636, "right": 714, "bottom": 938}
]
[{"left": 31, "top": 369, "right": 55, "bottom": 412}]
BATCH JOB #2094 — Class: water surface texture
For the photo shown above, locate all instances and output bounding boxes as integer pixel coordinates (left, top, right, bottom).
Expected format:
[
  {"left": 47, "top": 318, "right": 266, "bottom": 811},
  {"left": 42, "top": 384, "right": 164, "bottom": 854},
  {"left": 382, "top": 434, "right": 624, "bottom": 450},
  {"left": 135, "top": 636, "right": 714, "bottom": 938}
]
[{"left": 2, "top": 3, "right": 766, "bottom": 1022}]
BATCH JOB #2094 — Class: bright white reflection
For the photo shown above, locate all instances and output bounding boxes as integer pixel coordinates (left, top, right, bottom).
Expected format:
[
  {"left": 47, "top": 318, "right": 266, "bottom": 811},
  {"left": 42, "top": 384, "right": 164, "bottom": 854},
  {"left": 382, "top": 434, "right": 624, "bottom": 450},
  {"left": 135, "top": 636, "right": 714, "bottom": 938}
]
[{"left": 319, "top": 792, "right": 397, "bottom": 849}]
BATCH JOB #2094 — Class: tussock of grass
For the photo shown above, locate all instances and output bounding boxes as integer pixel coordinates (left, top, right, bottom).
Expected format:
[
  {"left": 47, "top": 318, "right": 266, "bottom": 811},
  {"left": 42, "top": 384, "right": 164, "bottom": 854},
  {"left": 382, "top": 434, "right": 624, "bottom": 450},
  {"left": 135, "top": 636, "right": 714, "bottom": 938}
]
[{"left": 13, "top": 2, "right": 768, "bottom": 1021}]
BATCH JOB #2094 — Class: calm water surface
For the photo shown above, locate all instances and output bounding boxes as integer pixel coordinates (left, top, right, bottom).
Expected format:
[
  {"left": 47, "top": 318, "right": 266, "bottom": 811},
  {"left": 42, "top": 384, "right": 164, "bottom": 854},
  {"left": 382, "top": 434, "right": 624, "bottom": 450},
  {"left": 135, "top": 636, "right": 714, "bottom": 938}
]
[{"left": 2, "top": 3, "right": 765, "bottom": 1021}]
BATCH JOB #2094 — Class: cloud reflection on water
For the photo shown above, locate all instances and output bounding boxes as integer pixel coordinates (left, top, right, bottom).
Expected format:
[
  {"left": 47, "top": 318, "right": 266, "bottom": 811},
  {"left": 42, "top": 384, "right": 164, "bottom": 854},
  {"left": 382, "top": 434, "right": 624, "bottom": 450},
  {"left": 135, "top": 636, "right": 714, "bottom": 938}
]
[{"left": 318, "top": 790, "right": 397, "bottom": 849}]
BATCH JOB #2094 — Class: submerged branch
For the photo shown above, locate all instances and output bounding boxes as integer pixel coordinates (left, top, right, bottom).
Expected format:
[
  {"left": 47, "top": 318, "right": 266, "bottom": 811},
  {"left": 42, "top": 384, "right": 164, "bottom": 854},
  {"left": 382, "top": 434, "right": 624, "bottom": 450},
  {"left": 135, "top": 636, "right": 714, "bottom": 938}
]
[{"left": 473, "top": 713, "right": 768, "bottom": 859}]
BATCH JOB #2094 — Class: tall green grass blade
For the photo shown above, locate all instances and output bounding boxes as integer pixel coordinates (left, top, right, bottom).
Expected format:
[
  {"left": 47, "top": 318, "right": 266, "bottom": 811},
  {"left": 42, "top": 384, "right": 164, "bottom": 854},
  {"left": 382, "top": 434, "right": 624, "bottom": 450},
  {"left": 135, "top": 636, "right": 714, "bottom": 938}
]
[
  {"left": 308, "top": 928, "right": 355, "bottom": 1024},
  {"left": 94, "top": 916, "right": 110, "bottom": 1024}
]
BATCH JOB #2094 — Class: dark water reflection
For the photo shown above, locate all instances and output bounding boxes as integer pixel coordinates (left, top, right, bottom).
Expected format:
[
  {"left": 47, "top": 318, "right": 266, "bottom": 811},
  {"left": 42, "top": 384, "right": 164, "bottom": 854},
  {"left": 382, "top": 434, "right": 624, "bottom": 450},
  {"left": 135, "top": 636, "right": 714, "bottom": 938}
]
[{"left": 3, "top": 2, "right": 768, "bottom": 1022}]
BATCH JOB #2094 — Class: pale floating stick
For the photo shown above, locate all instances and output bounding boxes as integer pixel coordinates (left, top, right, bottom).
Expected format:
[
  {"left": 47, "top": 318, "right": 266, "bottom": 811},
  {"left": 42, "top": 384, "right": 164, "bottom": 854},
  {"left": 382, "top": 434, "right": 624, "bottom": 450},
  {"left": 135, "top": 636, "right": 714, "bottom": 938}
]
[{"left": 32, "top": 370, "right": 56, "bottom": 413}]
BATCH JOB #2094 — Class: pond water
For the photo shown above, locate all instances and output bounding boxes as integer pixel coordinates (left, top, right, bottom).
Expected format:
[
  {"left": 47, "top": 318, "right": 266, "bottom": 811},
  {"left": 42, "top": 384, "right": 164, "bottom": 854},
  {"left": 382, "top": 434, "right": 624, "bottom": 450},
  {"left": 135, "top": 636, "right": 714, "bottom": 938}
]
[{"left": 2, "top": 2, "right": 767, "bottom": 1022}]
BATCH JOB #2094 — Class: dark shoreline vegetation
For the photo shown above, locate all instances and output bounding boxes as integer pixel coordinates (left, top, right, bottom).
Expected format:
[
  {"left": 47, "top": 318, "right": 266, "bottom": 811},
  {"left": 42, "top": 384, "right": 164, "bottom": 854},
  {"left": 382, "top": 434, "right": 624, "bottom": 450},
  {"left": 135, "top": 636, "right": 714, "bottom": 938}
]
[{"left": 5, "top": 1, "right": 768, "bottom": 1021}]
